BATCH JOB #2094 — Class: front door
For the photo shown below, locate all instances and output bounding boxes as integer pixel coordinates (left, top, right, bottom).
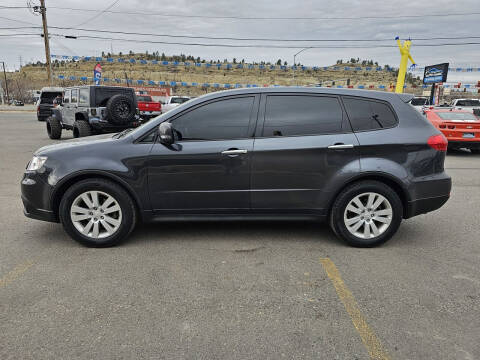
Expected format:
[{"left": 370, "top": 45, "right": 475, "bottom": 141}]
[
  {"left": 251, "top": 93, "right": 360, "bottom": 215},
  {"left": 148, "top": 95, "right": 259, "bottom": 213}
]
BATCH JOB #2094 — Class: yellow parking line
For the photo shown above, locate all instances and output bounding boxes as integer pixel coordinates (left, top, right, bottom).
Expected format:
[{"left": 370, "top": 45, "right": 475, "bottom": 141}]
[
  {"left": 320, "top": 258, "right": 391, "bottom": 360},
  {"left": 0, "top": 260, "right": 34, "bottom": 288}
]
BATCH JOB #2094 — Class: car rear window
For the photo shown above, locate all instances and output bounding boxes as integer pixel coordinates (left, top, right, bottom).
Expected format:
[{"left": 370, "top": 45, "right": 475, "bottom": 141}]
[
  {"left": 411, "top": 98, "right": 428, "bottom": 106},
  {"left": 436, "top": 112, "right": 478, "bottom": 121},
  {"left": 455, "top": 100, "right": 480, "bottom": 107},
  {"left": 137, "top": 96, "right": 153, "bottom": 102},
  {"left": 263, "top": 95, "right": 345, "bottom": 137},
  {"left": 171, "top": 97, "right": 190, "bottom": 104},
  {"left": 342, "top": 97, "right": 398, "bottom": 131},
  {"left": 40, "top": 92, "right": 62, "bottom": 104}
]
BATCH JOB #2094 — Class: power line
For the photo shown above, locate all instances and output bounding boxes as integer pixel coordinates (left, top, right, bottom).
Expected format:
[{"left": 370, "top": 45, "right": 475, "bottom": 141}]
[
  {"left": 3, "top": 4, "right": 480, "bottom": 21},
  {"left": 74, "top": 0, "right": 120, "bottom": 27},
  {"left": 54, "top": 33, "right": 480, "bottom": 49},
  {"left": 46, "top": 26, "right": 480, "bottom": 42},
  {"left": 42, "top": 7, "right": 480, "bottom": 21},
  {"left": 0, "top": 15, "right": 40, "bottom": 26}
]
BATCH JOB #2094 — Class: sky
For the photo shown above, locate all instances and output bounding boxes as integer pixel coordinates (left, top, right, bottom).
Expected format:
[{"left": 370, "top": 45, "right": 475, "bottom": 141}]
[{"left": 1, "top": 0, "right": 480, "bottom": 83}]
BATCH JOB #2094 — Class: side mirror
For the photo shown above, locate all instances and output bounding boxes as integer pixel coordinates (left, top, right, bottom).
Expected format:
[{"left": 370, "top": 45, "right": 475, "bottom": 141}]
[{"left": 158, "top": 122, "right": 174, "bottom": 145}]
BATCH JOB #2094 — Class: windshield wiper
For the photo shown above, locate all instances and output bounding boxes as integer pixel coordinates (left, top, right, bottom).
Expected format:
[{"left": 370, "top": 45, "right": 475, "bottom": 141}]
[{"left": 113, "top": 128, "right": 134, "bottom": 139}]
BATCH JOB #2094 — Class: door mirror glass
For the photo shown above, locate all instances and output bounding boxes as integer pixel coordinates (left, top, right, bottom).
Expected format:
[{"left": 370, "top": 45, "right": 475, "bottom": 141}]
[{"left": 158, "top": 122, "right": 174, "bottom": 145}]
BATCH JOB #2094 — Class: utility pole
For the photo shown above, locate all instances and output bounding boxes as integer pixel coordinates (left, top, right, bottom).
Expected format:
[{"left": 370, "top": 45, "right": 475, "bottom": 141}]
[
  {"left": 1, "top": 62, "right": 10, "bottom": 103},
  {"left": 39, "top": 0, "right": 52, "bottom": 85}
]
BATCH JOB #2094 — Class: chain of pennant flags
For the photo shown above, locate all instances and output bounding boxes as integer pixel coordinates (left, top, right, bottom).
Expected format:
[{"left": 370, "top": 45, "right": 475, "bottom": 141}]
[
  {"left": 51, "top": 54, "right": 480, "bottom": 73},
  {"left": 56, "top": 74, "right": 480, "bottom": 90}
]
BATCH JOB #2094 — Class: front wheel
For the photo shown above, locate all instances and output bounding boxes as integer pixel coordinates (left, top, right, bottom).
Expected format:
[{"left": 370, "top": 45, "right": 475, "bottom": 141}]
[
  {"left": 329, "top": 181, "right": 403, "bottom": 247},
  {"left": 59, "top": 178, "right": 137, "bottom": 247},
  {"left": 46, "top": 116, "right": 62, "bottom": 139}
]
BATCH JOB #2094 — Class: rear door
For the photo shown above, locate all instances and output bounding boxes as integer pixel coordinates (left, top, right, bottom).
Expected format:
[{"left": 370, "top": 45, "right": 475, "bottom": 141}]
[
  {"left": 61, "top": 89, "right": 72, "bottom": 124},
  {"left": 251, "top": 93, "right": 360, "bottom": 214},
  {"left": 148, "top": 95, "right": 259, "bottom": 213}
]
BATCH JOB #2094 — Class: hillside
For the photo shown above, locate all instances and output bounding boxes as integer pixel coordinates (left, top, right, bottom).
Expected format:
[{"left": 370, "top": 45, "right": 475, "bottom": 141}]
[{"left": 11, "top": 54, "right": 420, "bottom": 97}]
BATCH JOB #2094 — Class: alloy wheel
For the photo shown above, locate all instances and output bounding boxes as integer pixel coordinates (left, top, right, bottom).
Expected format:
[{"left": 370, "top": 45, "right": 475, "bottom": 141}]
[
  {"left": 70, "top": 190, "right": 122, "bottom": 239},
  {"left": 343, "top": 192, "right": 393, "bottom": 239}
]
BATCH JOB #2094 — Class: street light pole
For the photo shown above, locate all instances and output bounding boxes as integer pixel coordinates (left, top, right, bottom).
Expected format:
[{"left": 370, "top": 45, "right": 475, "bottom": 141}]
[{"left": 292, "top": 47, "right": 312, "bottom": 85}]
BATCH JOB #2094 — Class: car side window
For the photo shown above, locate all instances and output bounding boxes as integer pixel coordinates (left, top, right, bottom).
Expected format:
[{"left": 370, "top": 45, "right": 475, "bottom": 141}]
[
  {"left": 262, "top": 95, "right": 345, "bottom": 137},
  {"left": 63, "top": 90, "right": 71, "bottom": 104},
  {"left": 71, "top": 89, "right": 78, "bottom": 104},
  {"left": 342, "top": 97, "right": 398, "bottom": 131},
  {"left": 171, "top": 96, "right": 254, "bottom": 141},
  {"left": 79, "top": 88, "right": 89, "bottom": 105}
]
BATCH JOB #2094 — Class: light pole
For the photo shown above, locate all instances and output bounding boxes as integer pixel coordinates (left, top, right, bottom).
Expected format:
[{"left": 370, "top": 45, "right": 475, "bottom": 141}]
[{"left": 292, "top": 47, "right": 312, "bottom": 85}]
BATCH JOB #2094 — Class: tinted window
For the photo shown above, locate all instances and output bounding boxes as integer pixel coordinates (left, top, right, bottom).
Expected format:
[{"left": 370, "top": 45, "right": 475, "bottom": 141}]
[
  {"left": 343, "top": 97, "right": 397, "bottom": 131},
  {"left": 79, "top": 88, "right": 89, "bottom": 104},
  {"left": 263, "top": 95, "right": 344, "bottom": 137},
  {"left": 171, "top": 97, "right": 190, "bottom": 104},
  {"left": 172, "top": 97, "right": 254, "bottom": 140},
  {"left": 456, "top": 99, "right": 480, "bottom": 107},
  {"left": 71, "top": 89, "right": 78, "bottom": 103},
  {"left": 137, "top": 95, "right": 153, "bottom": 102},
  {"left": 63, "top": 90, "right": 71, "bottom": 104},
  {"left": 410, "top": 98, "right": 428, "bottom": 106}
]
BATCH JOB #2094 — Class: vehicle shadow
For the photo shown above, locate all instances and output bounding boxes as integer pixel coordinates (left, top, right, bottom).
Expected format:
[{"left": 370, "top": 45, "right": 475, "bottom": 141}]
[{"left": 124, "top": 220, "right": 341, "bottom": 248}]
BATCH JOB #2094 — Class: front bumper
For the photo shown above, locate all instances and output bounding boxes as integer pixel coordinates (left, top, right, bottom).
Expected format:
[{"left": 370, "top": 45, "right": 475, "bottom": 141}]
[{"left": 21, "top": 173, "right": 58, "bottom": 223}]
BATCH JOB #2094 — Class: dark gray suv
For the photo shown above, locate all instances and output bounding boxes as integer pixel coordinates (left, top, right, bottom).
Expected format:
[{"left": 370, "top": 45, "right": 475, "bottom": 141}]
[{"left": 21, "top": 88, "right": 451, "bottom": 247}]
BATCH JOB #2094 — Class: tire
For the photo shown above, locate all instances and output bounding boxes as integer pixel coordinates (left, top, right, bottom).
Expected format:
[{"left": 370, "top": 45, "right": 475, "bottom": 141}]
[
  {"left": 73, "top": 120, "right": 92, "bottom": 138},
  {"left": 105, "top": 94, "right": 136, "bottom": 125},
  {"left": 38, "top": 117, "right": 46, "bottom": 122},
  {"left": 470, "top": 149, "right": 480, "bottom": 154},
  {"left": 59, "top": 178, "right": 137, "bottom": 247},
  {"left": 46, "top": 116, "right": 62, "bottom": 139},
  {"left": 329, "top": 180, "right": 403, "bottom": 247}
]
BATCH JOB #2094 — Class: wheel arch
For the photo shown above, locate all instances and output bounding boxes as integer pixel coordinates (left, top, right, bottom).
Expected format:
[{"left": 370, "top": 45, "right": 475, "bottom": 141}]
[
  {"left": 51, "top": 170, "right": 143, "bottom": 222},
  {"left": 75, "top": 112, "right": 88, "bottom": 121},
  {"left": 327, "top": 172, "right": 410, "bottom": 219}
]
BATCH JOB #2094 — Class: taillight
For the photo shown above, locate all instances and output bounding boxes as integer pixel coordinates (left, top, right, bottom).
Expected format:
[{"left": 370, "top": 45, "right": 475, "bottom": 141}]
[{"left": 428, "top": 134, "right": 448, "bottom": 152}]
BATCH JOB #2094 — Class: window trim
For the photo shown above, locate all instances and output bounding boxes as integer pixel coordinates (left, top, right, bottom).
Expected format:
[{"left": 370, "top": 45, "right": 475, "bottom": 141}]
[
  {"left": 163, "top": 94, "right": 260, "bottom": 142},
  {"left": 70, "top": 88, "right": 79, "bottom": 105},
  {"left": 63, "top": 89, "right": 71, "bottom": 104},
  {"left": 340, "top": 95, "right": 399, "bottom": 133},
  {"left": 257, "top": 93, "right": 352, "bottom": 139},
  {"left": 78, "top": 88, "right": 89, "bottom": 105}
]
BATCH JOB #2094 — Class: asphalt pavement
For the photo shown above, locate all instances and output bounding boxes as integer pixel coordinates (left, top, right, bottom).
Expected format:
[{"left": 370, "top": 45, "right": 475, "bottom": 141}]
[{"left": 0, "top": 112, "right": 479, "bottom": 359}]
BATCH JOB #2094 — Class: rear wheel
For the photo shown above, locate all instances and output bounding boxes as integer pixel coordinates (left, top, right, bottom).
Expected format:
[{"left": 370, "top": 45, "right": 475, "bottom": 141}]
[
  {"left": 46, "top": 116, "right": 62, "bottom": 139},
  {"left": 73, "top": 120, "right": 92, "bottom": 138},
  {"left": 59, "top": 178, "right": 136, "bottom": 247},
  {"left": 330, "top": 181, "right": 403, "bottom": 247}
]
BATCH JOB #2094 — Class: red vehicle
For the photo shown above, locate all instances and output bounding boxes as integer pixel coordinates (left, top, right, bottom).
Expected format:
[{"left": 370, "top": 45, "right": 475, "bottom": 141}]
[
  {"left": 136, "top": 94, "right": 161, "bottom": 120},
  {"left": 424, "top": 108, "right": 480, "bottom": 153}
]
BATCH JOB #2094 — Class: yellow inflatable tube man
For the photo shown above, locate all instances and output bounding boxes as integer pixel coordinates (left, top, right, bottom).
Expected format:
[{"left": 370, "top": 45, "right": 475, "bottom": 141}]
[{"left": 395, "top": 36, "right": 415, "bottom": 93}]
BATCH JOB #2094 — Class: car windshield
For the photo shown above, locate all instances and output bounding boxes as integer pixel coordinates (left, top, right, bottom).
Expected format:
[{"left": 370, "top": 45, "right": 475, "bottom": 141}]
[
  {"left": 455, "top": 100, "right": 480, "bottom": 107},
  {"left": 411, "top": 98, "right": 428, "bottom": 106},
  {"left": 171, "top": 97, "right": 190, "bottom": 104},
  {"left": 137, "top": 96, "right": 153, "bottom": 102},
  {"left": 436, "top": 112, "right": 479, "bottom": 121}
]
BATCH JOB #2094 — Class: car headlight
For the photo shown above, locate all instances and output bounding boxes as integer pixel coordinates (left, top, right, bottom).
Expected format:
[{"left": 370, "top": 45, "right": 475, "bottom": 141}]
[{"left": 26, "top": 156, "right": 48, "bottom": 171}]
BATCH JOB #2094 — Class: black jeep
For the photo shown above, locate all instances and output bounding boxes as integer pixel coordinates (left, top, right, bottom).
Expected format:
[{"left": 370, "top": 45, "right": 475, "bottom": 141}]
[{"left": 46, "top": 85, "right": 139, "bottom": 139}]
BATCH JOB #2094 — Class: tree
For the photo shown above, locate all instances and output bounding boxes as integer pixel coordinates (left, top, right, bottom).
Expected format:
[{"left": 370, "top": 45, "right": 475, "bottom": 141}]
[
  {"left": 284, "top": 61, "right": 287, "bottom": 65},
  {"left": 161, "top": 53, "right": 166, "bottom": 61},
  {"left": 233, "top": 58, "right": 237, "bottom": 64}
]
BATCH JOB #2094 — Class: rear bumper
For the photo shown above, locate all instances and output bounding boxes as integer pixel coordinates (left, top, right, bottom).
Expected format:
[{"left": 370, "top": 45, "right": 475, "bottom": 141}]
[
  {"left": 447, "top": 140, "right": 480, "bottom": 150},
  {"left": 405, "top": 194, "right": 450, "bottom": 218},
  {"left": 405, "top": 173, "right": 451, "bottom": 218}
]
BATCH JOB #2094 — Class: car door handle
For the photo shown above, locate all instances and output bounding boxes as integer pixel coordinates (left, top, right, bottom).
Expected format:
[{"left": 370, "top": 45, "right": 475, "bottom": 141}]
[
  {"left": 327, "top": 143, "right": 354, "bottom": 149},
  {"left": 221, "top": 149, "right": 248, "bottom": 156}
]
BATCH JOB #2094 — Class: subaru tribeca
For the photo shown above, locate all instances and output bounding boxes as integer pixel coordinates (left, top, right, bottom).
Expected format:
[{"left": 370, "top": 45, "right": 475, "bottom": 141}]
[{"left": 21, "top": 88, "right": 451, "bottom": 247}]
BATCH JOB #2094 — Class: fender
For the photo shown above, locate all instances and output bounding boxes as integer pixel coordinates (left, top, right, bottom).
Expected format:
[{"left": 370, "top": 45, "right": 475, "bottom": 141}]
[{"left": 50, "top": 169, "right": 147, "bottom": 218}]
